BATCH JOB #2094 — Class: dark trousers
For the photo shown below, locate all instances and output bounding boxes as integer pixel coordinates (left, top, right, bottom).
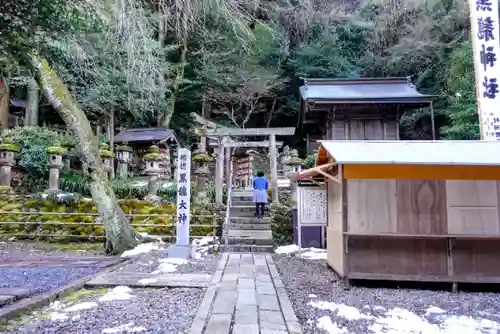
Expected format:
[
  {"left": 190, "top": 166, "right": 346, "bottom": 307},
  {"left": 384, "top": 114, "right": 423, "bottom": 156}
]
[{"left": 255, "top": 203, "right": 265, "bottom": 217}]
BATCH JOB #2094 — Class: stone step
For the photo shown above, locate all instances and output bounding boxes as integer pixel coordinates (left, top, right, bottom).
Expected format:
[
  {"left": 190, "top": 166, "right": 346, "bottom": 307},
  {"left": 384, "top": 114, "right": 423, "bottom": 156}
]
[
  {"left": 231, "top": 200, "right": 254, "bottom": 206},
  {"left": 231, "top": 217, "right": 272, "bottom": 224},
  {"left": 226, "top": 230, "right": 274, "bottom": 245},
  {"left": 230, "top": 209, "right": 270, "bottom": 217},
  {"left": 220, "top": 244, "right": 274, "bottom": 253},
  {"left": 229, "top": 223, "right": 271, "bottom": 230},
  {"left": 231, "top": 195, "right": 254, "bottom": 202},
  {"left": 231, "top": 205, "right": 271, "bottom": 213}
]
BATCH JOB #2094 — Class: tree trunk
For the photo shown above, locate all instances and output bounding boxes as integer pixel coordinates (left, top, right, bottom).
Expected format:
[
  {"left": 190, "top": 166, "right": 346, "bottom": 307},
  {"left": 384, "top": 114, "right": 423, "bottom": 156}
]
[
  {"left": 0, "top": 78, "right": 10, "bottom": 131},
  {"left": 159, "top": 37, "right": 187, "bottom": 127},
  {"left": 25, "top": 78, "right": 40, "bottom": 126},
  {"left": 28, "top": 53, "right": 142, "bottom": 254}
]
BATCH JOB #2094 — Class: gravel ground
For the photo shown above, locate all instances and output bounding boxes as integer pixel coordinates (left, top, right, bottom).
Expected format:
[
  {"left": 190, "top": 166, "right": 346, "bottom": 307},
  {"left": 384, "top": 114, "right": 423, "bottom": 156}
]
[
  {"left": 117, "top": 247, "right": 221, "bottom": 274},
  {"left": 0, "top": 241, "right": 104, "bottom": 258},
  {"left": 273, "top": 253, "right": 500, "bottom": 334},
  {"left": 4, "top": 287, "right": 204, "bottom": 334},
  {"left": 0, "top": 267, "right": 99, "bottom": 295}
]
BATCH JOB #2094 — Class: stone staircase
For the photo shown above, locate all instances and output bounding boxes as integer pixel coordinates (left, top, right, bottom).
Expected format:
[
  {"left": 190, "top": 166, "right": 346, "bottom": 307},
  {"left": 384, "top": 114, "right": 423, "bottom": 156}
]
[{"left": 222, "top": 189, "right": 274, "bottom": 252}]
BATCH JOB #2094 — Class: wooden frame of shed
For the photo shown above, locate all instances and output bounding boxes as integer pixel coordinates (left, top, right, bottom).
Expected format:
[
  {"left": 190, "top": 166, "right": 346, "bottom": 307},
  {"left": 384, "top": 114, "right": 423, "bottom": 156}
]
[{"left": 294, "top": 140, "right": 500, "bottom": 288}]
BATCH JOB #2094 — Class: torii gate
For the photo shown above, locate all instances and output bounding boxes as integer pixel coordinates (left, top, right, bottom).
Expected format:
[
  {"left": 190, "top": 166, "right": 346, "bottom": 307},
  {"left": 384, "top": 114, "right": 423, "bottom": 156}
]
[
  {"left": 209, "top": 140, "right": 284, "bottom": 199},
  {"left": 206, "top": 127, "right": 296, "bottom": 204}
]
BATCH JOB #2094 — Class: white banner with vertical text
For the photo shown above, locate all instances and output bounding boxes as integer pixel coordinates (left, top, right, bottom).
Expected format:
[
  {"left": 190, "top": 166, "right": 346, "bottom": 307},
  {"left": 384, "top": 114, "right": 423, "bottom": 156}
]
[{"left": 470, "top": 0, "right": 500, "bottom": 139}]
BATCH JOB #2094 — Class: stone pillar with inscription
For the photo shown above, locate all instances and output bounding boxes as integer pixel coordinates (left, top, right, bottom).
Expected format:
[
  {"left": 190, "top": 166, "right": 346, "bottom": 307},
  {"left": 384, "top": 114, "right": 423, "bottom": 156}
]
[
  {"left": 116, "top": 143, "right": 132, "bottom": 178},
  {"left": 176, "top": 148, "right": 191, "bottom": 246},
  {"left": 46, "top": 143, "right": 66, "bottom": 192},
  {"left": 143, "top": 145, "right": 162, "bottom": 202},
  {"left": 99, "top": 143, "right": 115, "bottom": 180},
  {"left": 0, "top": 139, "right": 19, "bottom": 193}
]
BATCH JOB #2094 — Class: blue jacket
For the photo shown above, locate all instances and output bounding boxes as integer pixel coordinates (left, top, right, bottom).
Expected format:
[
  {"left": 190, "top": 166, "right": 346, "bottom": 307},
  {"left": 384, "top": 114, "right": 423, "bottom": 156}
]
[{"left": 253, "top": 176, "right": 268, "bottom": 190}]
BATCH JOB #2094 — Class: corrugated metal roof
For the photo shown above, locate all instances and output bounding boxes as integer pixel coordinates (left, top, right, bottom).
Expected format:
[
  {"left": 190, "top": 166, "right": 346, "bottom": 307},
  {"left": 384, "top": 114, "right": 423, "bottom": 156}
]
[
  {"left": 114, "top": 127, "right": 176, "bottom": 143},
  {"left": 299, "top": 77, "right": 434, "bottom": 102},
  {"left": 318, "top": 140, "right": 500, "bottom": 166}
]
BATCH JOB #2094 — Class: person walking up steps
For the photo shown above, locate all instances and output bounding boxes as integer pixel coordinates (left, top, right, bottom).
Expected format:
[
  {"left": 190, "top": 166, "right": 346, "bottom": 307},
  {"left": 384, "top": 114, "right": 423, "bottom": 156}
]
[{"left": 252, "top": 171, "right": 269, "bottom": 218}]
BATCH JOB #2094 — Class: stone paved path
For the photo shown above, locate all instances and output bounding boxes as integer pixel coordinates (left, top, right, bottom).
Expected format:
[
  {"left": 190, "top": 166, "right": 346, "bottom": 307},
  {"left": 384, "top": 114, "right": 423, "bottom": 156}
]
[{"left": 189, "top": 253, "right": 302, "bottom": 334}]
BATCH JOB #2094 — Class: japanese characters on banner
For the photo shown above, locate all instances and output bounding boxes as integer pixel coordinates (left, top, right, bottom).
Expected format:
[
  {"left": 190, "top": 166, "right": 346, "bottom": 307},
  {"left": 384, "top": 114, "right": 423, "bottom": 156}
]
[
  {"left": 176, "top": 148, "right": 191, "bottom": 246},
  {"left": 470, "top": 0, "right": 500, "bottom": 139}
]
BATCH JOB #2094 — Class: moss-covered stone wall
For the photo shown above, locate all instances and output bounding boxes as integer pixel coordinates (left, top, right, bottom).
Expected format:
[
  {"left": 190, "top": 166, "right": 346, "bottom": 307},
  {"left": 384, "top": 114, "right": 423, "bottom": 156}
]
[{"left": 0, "top": 196, "right": 219, "bottom": 241}]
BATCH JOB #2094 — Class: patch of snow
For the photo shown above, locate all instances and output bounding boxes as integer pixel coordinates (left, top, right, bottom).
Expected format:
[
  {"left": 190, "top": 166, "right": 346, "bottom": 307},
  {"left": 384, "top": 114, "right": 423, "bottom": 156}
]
[
  {"left": 425, "top": 306, "right": 447, "bottom": 316},
  {"left": 49, "top": 312, "right": 68, "bottom": 321},
  {"left": 137, "top": 278, "right": 157, "bottom": 285},
  {"left": 162, "top": 257, "right": 188, "bottom": 265},
  {"left": 121, "top": 243, "right": 162, "bottom": 258},
  {"left": 99, "top": 286, "right": 134, "bottom": 302},
  {"left": 316, "top": 315, "right": 348, "bottom": 334},
  {"left": 101, "top": 322, "right": 146, "bottom": 333},
  {"left": 373, "top": 305, "right": 386, "bottom": 311},
  {"left": 192, "top": 236, "right": 213, "bottom": 247},
  {"left": 309, "top": 301, "right": 373, "bottom": 321},
  {"left": 137, "top": 232, "right": 164, "bottom": 244},
  {"left": 275, "top": 244, "right": 300, "bottom": 254},
  {"left": 299, "top": 248, "right": 327, "bottom": 260},
  {"left": 64, "top": 302, "right": 98, "bottom": 312},
  {"left": 152, "top": 263, "right": 177, "bottom": 274},
  {"left": 308, "top": 294, "right": 318, "bottom": 298},
  {"left": 48, "top": 300, "right": 63, "bottom": 310}
]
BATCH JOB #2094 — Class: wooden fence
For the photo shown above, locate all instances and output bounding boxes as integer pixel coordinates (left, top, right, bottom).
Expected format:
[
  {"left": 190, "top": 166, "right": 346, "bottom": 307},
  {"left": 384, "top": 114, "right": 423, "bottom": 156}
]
[{"left": 0, "top": 211, "right": 221, "bottom": 243}]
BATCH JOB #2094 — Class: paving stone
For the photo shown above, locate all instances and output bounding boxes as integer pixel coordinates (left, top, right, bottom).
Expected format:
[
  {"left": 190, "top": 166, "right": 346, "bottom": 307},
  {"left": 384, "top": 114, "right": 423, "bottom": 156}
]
[
  {"left": 276, "top": 287, "right": 299, "bottom": 322},
  {"left": 234, "top": 305, "right": 258, "bottom": 324},
  {"left": 258, "top": 294, "right": 280, "bottom": 311},
  {"left": 256, "top": 282, "right": 276, "bottom": 295},
  {"left": 86, "top": 272, "right": 212, "bottom": 288},
  {"left": 232, "top": 324, "right": 259, "bottom": 334},
  {"left": 212, "top": 291, "right": 236, "bottom": 314},
  {"left": 205, "top": 314, "right": 231, "bottom": 334},
  {"left": 287, "top": 320, "right": 303, "bottom": 333},
  {"left": 260, "top": 330, "right": 288, "bottom": 334},
  {"left": 237, "top": 278, "right": 255, "bottom": 288},
  {"left": 259, "top": 310, "right": 284, "bottom": 324},
  {"left": 221, "top": 273, "right": 238, "bottom": 282},
  {"left": 0, "top": 295, "right": 15, "bottom": 306},
  {"left": 255, "top": 273, "right": 272, "bottom": 282},
  {"left": 253, "top": 254, "right": 267, "bottom": 266},
  {"left": 237, "top": 288, "right": 257, "bottom": 306},
  {"left": 219, "top": 280, "right": 237, "bottom": 290},
  {"left": 260, "top": 321, "right": 288, "bottom": 331}
]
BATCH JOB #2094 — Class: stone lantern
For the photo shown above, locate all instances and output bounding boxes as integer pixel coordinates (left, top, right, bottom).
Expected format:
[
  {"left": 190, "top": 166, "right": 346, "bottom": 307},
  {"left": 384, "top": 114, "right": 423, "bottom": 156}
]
[
  {"left": 0, "top": 139, "right": 19, "bottom": 193},
  {"left": 286, "top": 149, "right": 304, "bottom": 173},
  {"left": 61, "top": 135, "right": 75, "bottom": 172},
  {"left": 116, "top": 143, "right": 132, "bottom": 178},
  {"left": 193, "top": 137, "right": 212, "bottom": 203},
  {"left": 143, "top": 145, "right": 162, "bottom": 202},
  {"left": 46, "top": 142, "right": 66, "bottom": 192},
  {"left": 99, "top": 143, "right": 115, "bottom": 179}
]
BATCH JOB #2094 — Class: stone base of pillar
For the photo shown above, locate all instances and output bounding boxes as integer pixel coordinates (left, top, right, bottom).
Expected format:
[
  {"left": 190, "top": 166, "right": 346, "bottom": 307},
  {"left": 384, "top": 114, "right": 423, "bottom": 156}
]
[{"left": 144, "top": 194, "right": 161, "bottom": 204}]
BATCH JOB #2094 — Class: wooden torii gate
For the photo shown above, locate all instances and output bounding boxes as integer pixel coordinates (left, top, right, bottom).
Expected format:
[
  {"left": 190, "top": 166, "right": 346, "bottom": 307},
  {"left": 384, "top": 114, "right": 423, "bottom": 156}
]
[{"left": 206, "top": 127, "right": 296, "bottom": 204}]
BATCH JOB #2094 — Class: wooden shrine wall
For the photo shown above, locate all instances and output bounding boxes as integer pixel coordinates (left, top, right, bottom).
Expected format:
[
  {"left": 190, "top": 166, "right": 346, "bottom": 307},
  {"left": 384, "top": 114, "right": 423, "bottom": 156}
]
[{"left": 326, "top": 119, "right": 399, "bottom": 140}]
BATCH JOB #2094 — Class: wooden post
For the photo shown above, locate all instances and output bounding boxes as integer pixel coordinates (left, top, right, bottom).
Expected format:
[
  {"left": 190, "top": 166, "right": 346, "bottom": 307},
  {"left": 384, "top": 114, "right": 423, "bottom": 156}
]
[
  {"left": 225, "top": 145, "right": 231, "bottom": 187},
  {"left": 215, "top": 143, "right": 224, "bottom": 206},
  {"left": 269, "top": 134, "right": 278, "bottom": 203}
]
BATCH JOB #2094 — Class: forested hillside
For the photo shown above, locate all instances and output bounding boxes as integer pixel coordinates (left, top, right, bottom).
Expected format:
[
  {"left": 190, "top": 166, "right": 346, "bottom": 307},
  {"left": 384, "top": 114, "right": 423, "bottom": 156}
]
[{"left": 1, "top": 0, "right": 479, "bottom": 149}]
